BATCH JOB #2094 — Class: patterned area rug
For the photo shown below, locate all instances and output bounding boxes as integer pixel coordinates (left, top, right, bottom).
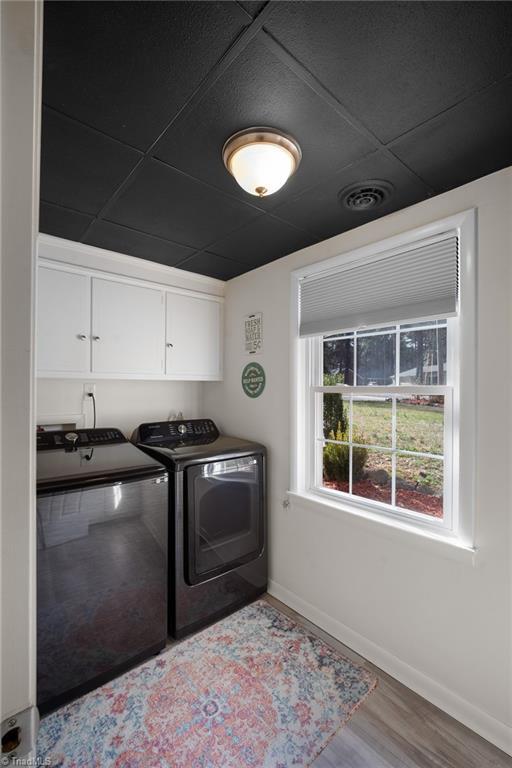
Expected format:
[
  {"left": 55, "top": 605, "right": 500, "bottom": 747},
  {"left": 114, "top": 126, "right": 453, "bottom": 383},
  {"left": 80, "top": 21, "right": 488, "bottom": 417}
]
[{"left": 37, "top": 600, "right": 377, "bottom": 767}]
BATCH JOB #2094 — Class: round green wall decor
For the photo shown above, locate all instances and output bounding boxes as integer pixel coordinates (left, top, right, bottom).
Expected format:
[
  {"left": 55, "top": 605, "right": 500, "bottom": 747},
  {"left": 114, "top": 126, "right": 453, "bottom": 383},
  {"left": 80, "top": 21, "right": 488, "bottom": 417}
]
[{"left": 241, "top": 362, "right": 266, "bottom": 398}]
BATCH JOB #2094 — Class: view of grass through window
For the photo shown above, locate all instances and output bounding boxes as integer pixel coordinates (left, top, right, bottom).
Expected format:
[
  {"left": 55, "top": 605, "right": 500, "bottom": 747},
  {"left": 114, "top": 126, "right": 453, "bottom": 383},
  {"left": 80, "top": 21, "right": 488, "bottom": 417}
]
[{"left": 321, "top": 322, "right": 447, "bottom": 518}]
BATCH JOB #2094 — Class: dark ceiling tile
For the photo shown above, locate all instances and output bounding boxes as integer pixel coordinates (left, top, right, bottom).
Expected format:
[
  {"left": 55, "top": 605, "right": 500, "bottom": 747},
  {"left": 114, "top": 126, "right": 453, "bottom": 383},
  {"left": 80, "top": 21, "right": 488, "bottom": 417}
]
[
  {"left": 40, "top": 201, "right": 93, "bottom": 240},
  {"left": 210, "top": 214, "right": 317, "bottom": 267},
  {"left": 40, "top": 108, "right": 141, "bottom": 215},
  {"left": 107, "top": 159, "right": 262, "bottom": 250},
  {"left": 178, "top": 251, "right": 248, "bottom": 280},
  {"left": 84, "top": 221, "right": 195, "bottom": 267},
  {"left": 43, "top": 1, "right": 250, "bottom": 150},
  {"left": 391, "top": 77, "right": 512, "bottom": 193},
  {"left": 154, "top": 36, "right": 374, "bottom": 208},
  {"left": 267, "top": 1, "right": 512, "bottom": 143},
  {"left": 274, "top": 152, "right": 429, "bottom": 241}
]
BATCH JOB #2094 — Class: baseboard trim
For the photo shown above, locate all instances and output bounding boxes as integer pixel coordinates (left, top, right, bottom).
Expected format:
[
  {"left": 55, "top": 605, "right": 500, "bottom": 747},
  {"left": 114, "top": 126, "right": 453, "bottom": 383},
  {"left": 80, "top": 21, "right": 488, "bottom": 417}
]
[{"left": 268, "top": 579, "right": 512, "bottom": 757}]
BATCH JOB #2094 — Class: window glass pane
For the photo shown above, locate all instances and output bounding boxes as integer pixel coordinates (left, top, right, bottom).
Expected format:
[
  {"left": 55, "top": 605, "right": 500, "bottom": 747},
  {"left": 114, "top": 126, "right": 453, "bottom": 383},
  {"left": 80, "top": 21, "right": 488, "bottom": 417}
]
[
  {"left": 323, "top": 394, "right": 349, "bottom": 439},
  {"left": 353, "top": 396, "right": 392, "bottom": 447},
  {"left": 323, "top": 337, "right": 354, "bottom": 385},
  {"left": 396, "top": 455, "right": 443, "bottom": 518},
  {"left": 352, "top": 449, "right": 391, "bottom": 505},
  {"left": 399, "top": 326, "right": 447, "bottom": 384},
  {"left": 356, "top": 333, "right": 395, "bottom": 385},
  {"left": 322, "top": 441, "right": 350, "bottom": 494},
  {"left": 396, "top": 396, "right": 444, "bottom": 455}
]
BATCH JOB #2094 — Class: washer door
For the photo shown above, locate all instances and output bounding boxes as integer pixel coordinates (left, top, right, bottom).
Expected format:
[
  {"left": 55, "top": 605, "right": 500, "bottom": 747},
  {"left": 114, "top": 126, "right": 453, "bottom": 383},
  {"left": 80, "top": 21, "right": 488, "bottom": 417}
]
[
  {"left": 37, "top": 475, "right": 168, "bottom": 712},
  {"left": 185, "top": 454, "right": 264, "bottom": 585}
]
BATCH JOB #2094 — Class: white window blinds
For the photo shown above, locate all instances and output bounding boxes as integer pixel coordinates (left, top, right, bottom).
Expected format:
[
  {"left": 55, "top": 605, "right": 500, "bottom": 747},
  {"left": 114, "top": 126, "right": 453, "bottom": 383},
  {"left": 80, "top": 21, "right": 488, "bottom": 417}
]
[{"left": 299, "top": 233, "right": 459, "bottom": 337}]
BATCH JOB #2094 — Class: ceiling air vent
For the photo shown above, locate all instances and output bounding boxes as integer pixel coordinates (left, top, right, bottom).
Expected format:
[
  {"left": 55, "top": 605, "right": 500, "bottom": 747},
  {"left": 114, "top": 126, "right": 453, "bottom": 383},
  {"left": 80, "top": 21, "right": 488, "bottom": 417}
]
[{"left": 339, "top": 180, "right": 394, "bottom": 211}]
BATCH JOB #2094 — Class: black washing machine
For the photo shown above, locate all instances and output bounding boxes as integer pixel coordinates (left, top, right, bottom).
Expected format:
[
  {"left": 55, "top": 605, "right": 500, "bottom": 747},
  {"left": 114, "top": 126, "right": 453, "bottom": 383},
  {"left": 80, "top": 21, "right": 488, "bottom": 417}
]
[
  {"left": 132, "top": 419, "right": 267, "bottom": 639},
  {"left": 36, "top": 428, "right": 168, "bottom": 713}
]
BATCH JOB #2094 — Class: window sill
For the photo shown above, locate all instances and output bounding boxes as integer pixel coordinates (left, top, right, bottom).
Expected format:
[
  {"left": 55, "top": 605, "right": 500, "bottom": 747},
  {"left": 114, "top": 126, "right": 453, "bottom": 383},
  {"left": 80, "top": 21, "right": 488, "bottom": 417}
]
[{"left": 287, "top": 490, "right": 477, "bottom": 565}]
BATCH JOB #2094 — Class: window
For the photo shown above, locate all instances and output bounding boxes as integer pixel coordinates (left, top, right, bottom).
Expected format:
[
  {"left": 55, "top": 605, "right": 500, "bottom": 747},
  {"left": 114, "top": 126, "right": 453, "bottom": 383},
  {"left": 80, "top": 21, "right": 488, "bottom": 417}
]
[
  {"left": 291, "top": 211, "right": 476, "bottom": 546},
  {"left": 317, "top": 320, "right": 450, "bottom": 524}
]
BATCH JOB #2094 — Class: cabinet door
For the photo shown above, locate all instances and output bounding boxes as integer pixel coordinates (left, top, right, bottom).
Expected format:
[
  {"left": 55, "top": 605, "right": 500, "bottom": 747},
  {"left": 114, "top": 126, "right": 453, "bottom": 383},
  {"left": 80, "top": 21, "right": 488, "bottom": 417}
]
[
  {"left": 92, "top": 278, "right": 165, "bottom": 375},
  {"left": 37, "top": 267, "right": 91, "bottom": 374},
  {"left": 166, "top": 292, "right": 221, "bottom": 379}
]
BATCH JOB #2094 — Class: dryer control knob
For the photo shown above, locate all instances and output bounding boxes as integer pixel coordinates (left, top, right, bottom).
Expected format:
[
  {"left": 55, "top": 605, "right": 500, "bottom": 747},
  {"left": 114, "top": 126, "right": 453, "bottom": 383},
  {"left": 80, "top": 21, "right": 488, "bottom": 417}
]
[{"left": 178, "top": 424, "right": 187, "bottom": 435}]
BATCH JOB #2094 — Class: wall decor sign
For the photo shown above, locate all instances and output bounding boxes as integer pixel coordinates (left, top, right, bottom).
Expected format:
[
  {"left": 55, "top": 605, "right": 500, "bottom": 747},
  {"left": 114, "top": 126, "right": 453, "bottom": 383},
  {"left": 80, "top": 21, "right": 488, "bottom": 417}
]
[
  {"left": 244, "top": 312, "right": 263, "bottom": 355},
  {"left": 241, "top": 362, "right": 266, "bottom": 398}
]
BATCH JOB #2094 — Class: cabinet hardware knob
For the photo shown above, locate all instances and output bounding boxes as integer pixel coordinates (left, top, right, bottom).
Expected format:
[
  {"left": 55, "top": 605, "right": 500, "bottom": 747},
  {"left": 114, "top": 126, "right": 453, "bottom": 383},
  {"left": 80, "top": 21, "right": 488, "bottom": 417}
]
[
  {"left": 93, "top": 335, "right": 101, "bottom": 341},
  {"left": 77, "top": 334, "right": 87, "bottom": 340},
  {"left": 167, "top": 343, "right": 174, "bottom": 348}
]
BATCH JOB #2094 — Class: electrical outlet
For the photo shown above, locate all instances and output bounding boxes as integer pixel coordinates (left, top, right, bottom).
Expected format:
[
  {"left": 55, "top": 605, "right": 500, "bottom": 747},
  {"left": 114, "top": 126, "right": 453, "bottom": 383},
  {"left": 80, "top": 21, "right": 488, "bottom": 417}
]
[
  {"left": 1, "top": 706, "right": 39, "bottom": 761},
  {"left": 83, "top": 383, "right": 96, "bottom": 398}
]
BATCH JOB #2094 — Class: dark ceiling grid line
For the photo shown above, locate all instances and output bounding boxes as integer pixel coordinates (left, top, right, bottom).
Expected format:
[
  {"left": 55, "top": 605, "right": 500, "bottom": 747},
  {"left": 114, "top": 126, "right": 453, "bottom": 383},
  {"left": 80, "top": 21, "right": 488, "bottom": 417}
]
[
  {"left": 78, "top": 2, "right": 278, "bottom": 245},
  {"left": 234, "top": 0, "right": 270, "bottom": 21},
  {"left": 149, "top": 157, "right": 266, "bottom": 217},
  {"left": 95, "top": 215, "right": 204, "bottom": 254},
  {"left": 172, "top": 201, "right": 320, "bottom": 272},
  {"left": 173, "top": 250, "right": 253, "bottom": 281},
  {"left": 42, "top": 103, "right": 142, "bottom": 153},
  {"left": 235, "top": 2, "right": 253, "bottom": 21},
  {"left": 167, "top": 211, "right": 268, "bottom": 267},
  {"left": 100, "top": 206, "right": 265, "bottom": 265},
  {"left": 172, "top": 209, "right": 318, "bottom": 271},
  {"left": 42, "top": 198, "right": 203, "bottom": 256},
  {"left": 41, "top": 105, "right": 145, "bottom": 216},
  {"left": 176, "top": 248, "right": 249, "bottom": 272},
  {"left": 41, "top": 198, "right": 98, "bottom": 219},
  {"left": 260, "top": 28, "right": 383, "bottom": 148},
  {"left": 384, "top": 70, "right": 512, "bottom": 151},
  {"left": 263, "top": 208, "right": 330, "bottom": 238},
  {"left": 40, "top": 199, "right": 94, "bottom": 242},
  {"left": 259, "top": 28, "right": 435, "bottom": 197}
]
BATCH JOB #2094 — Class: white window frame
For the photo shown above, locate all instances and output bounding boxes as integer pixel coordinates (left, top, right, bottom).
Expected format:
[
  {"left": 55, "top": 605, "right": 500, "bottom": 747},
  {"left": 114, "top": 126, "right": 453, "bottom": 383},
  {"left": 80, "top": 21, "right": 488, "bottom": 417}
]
[{"left": 290, "top": 210, "right": 476, "bottom": 548}]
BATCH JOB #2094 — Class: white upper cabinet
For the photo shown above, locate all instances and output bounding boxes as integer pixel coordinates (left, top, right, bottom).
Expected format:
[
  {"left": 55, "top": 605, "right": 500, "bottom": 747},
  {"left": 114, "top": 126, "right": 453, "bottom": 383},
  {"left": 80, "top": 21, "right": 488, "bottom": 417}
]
[
  {"left": 91, "top": 278, "right": 165, "bottom": 375},
  {"left": 166, "top": 291, "right": 222, "bottom": 379},
  {"left": 36, "top": 248, "right": 224, "bottom": 381},
  {"left": 37, "top": 267, "right": 91, "bottom": 373}
]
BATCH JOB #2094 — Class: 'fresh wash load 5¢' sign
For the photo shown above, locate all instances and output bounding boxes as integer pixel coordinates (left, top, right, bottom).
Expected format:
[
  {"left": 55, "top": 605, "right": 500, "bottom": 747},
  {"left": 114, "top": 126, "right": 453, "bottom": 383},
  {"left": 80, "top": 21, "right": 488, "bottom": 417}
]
[{"left": 244, "top": 312, "right": 263, "bottom": 355}]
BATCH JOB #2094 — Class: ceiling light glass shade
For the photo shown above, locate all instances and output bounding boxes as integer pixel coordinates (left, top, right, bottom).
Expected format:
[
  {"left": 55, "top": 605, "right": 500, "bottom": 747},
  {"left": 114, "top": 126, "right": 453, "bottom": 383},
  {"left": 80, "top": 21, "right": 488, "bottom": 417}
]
[{"left": 223, "top": 128, "right": 301, "bottom": 197}]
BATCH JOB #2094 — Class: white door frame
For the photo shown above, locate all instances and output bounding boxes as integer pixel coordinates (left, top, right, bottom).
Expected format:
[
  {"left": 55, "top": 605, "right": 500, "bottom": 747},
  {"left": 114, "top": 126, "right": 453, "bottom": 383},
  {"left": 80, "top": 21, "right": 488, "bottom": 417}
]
[{"left": 1, "top": 0, "right": 42, "bottom": 756}]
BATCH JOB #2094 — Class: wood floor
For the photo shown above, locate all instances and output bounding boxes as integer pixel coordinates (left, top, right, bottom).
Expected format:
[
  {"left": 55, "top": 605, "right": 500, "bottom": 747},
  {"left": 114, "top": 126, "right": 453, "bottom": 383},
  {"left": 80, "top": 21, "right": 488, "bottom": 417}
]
[{"left": 264, "top": 595, "right": 512, "bottom": 768}]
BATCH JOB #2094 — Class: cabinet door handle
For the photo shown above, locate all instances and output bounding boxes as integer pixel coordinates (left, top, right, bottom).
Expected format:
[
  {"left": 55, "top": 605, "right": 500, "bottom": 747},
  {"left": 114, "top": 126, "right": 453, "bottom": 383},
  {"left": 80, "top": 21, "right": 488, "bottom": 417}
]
[
  {"left": 167, "top": 343, "right": 173, "bottom": 348},
  {"left": 93, "top": 336, "right": 101, "bottom": 341},
  {"left": 77, "top": 334, "right": 87, "bottom": 341}
]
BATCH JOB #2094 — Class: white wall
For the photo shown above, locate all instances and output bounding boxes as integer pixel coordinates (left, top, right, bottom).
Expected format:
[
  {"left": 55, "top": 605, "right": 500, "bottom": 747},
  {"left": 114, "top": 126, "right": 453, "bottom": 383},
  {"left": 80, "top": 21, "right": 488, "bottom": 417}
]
[
  {"left": 37, "top": 378, "right": 202, "bottom": 438},
  {"left": 0, "top": 0, "right": 41, "bottom": 746},
  {"left": 203, "top": 167, "right": 512, "bottom": 754}
]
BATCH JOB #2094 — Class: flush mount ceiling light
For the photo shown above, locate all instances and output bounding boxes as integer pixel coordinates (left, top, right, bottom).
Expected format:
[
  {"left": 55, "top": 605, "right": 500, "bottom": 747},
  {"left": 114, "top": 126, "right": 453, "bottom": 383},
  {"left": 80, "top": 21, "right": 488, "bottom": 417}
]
[{"left": 222, "top": 127, "right": 302, "bottom": 197}]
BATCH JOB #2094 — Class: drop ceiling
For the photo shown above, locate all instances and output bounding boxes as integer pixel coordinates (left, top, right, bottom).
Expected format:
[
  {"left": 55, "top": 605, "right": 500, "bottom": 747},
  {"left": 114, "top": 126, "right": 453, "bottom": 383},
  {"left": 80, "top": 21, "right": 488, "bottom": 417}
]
[{"left": 40, "top": 1, "right": 512, "bottom": 280}]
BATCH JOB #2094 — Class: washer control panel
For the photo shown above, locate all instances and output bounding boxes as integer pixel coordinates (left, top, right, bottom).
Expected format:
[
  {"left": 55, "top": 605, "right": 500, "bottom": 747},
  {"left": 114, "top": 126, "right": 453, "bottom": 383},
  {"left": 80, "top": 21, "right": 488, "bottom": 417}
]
[
  {"left": 136, "top": 419, "right": 219, "bottom": 446},
  {"left": 37, "top": 428, "right": 126, "bottom": 451}
]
